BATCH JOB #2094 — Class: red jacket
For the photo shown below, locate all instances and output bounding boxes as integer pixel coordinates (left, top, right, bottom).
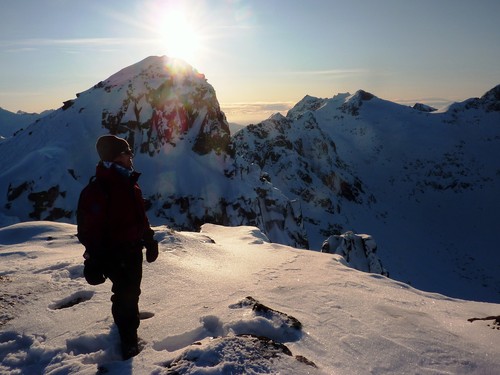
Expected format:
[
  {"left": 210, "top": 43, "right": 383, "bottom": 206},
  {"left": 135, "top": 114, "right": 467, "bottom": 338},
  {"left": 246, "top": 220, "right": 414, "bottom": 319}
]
[{"left": 77, "top": 163, "right": 154, "bottom": 255}]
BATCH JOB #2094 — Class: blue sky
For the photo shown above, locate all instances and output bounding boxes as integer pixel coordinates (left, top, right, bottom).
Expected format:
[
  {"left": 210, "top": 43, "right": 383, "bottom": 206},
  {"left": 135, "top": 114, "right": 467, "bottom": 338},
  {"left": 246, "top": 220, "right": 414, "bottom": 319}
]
[{"left": 1, "top": 0, "right": 499, "bottom": 124}]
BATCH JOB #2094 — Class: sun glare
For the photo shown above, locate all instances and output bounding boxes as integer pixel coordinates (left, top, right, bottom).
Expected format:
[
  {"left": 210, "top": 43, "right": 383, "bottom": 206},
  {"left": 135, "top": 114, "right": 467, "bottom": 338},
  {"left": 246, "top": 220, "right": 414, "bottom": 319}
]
[{"left": 155, "top": 8, "right": 201, "bottom": 63}]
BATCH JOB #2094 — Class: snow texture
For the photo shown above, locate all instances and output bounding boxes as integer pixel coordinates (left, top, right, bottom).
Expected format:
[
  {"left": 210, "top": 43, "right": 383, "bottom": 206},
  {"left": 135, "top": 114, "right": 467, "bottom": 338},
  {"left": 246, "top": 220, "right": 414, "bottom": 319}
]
[{"left": 0, "top": 222, "right": 499, "bottom": 374}]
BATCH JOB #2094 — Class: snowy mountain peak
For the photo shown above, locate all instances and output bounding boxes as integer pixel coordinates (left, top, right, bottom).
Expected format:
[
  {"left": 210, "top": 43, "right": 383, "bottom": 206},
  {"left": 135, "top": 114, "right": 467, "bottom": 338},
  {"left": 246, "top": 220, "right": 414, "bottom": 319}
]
[
  {"left": 268, "top": 112, "right": 287, "bottom": 122},
  {"left": 347, "top": 89, "right": 376, "bottom": 102},
  {"left": 65, "top": 55, "right": 230, "bottom": 157},
  {"left": 286, "top": 90, "right": 378, "bottom": 120},
  {"left": 286, "top": 95, "right": 328, "bottom": 120},
  {"left": 340, "top": 89, "right": 377, "bottom": 116},
  {"left": 447, "top": 83, "right": 500, "bottom": 113},
  {"left": 100, "top": 55, "right": 205, "bottom": 91},
  {"left": 478, "top": 84, "right": 500, "bottom": 112}
]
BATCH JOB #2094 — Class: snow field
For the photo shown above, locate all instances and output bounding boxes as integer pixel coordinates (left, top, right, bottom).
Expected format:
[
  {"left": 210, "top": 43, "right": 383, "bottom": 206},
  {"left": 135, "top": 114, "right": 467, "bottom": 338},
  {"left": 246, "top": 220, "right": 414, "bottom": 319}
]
[{"left": 0, "top": 222, "right": 499, "bottom": 374}]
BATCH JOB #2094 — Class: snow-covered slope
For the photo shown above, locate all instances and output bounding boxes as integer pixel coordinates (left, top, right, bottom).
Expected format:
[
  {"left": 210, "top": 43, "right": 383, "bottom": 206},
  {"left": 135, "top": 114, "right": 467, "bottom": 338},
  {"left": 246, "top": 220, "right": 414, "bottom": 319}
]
[{"left": 0, "top": 222, "right": 499, "bottom": 374}]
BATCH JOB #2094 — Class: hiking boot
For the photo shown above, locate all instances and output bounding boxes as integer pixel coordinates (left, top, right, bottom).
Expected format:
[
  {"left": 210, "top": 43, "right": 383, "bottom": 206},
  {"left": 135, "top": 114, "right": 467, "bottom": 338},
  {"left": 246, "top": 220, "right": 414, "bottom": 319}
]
[
  {"left": 120, "top": 330, "right": 140, "bottom": 360},
  {"left": 121, "top": 341, "right": 140, "bottom": 360}
]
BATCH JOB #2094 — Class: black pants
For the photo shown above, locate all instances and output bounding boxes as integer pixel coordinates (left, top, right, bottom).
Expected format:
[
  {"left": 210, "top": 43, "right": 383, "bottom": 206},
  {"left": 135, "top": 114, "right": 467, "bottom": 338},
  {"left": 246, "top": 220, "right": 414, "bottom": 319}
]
[{"left": 103, "top": 249, "right": 143, "bottom": 344}]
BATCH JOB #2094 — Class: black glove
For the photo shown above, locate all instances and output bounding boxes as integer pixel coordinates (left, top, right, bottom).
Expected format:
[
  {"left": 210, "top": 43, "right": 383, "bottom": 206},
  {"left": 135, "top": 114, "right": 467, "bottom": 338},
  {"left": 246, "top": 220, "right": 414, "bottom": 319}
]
[
  {"left": 83, "top": 257, "right": 106, "bottom": 285},
  {"left": 144, "top": 239, "right": 159, "bottom": 263}
]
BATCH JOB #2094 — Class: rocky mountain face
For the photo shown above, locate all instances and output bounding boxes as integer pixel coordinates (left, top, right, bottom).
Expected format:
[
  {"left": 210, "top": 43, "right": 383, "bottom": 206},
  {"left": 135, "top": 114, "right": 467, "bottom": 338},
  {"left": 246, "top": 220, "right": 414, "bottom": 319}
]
[{"left": 231, "top": 111, "right": 373, "bottom": 249}]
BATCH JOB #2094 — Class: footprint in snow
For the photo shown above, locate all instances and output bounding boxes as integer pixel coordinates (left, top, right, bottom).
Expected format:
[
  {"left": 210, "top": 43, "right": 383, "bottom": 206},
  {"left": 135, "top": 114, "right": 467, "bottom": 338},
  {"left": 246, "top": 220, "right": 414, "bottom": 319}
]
[
  {"left": 49, "top": 290, "right": 94, "bottom": 310},
  {"left": 139, "top": 311, "right": 155, "bottom": 320}
]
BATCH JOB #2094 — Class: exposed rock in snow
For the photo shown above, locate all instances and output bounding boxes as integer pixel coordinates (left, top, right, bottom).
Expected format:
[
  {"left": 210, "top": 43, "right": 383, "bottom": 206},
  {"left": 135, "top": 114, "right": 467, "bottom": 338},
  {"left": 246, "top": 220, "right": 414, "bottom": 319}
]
[
  {"left": 321, "top": 231, "right": 388, "bottom": 276},
  {"left": 412, "top": 103, "right": 437, "bottom": 112},
  {"left": 162, "top": 334, "right": 317, "bottom": 374},
  {"left": 340, "top": 89, "right": 375, "bottom": 116}
]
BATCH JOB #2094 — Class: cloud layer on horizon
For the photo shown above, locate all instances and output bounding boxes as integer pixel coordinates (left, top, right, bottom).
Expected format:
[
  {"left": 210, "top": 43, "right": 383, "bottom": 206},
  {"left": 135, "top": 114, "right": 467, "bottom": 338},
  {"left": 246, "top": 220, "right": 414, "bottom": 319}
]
[{"left": 221, "top": 101, "right": 295, "bottom": 125}]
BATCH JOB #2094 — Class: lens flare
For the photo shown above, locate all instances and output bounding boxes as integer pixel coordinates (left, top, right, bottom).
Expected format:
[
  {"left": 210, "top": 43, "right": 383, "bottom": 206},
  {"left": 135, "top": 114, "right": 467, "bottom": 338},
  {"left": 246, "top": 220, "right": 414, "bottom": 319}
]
[{"left": 152, "top": 5, "right": 201, "bottom": 63}]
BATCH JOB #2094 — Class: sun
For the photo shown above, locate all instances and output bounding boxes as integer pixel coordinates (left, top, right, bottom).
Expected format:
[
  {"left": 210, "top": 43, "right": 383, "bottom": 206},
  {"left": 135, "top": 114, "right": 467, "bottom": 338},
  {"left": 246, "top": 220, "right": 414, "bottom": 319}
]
[{"left": 155, "top": 8, "right": 201, "bottom": 63}]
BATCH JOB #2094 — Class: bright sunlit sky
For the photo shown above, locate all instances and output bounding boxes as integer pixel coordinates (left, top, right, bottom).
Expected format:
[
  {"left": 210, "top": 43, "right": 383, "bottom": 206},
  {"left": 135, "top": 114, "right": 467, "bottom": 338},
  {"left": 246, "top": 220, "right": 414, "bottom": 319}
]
[{"left": 1, "top": 0, "right": 499, "bottom": 124}]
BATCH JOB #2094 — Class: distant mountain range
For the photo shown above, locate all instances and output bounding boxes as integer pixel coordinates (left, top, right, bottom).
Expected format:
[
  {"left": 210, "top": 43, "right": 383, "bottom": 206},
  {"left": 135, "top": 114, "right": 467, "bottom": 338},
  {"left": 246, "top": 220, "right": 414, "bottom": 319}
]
[
  {"left": 0, "top": 56, "right": 498, "bottom": 303},
  {"left": 0, "top": 108, "right": 54, "bottom": 139}
]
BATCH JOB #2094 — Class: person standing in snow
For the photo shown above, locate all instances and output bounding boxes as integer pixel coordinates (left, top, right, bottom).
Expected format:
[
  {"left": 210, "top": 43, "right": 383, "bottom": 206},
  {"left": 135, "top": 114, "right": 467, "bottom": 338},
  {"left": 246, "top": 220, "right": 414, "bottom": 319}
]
[{"left": 77, "top": 134, "right": 158, "bottom": 360}]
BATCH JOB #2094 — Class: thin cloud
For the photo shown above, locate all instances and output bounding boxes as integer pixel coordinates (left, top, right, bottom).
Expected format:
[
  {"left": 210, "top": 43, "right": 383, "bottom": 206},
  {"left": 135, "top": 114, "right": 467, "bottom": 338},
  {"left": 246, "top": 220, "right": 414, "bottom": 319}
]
[
  {"left": 222, "top": 101, "right": 295, "bottom": 112},
  {"left": 0, "top": 37, "right": 159, "bottom": 49},
  {"left": 4, "top": 47, "right": 38, "bottom": 53},
  {"left": 0, "top": 91, "right": 44, "bottom": 97},
  {"left": 282, "top": 68, "right": 368, "bottom": 77},
  {"left": 394, "top": 97, "right": 455, "bottom": 109}
]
